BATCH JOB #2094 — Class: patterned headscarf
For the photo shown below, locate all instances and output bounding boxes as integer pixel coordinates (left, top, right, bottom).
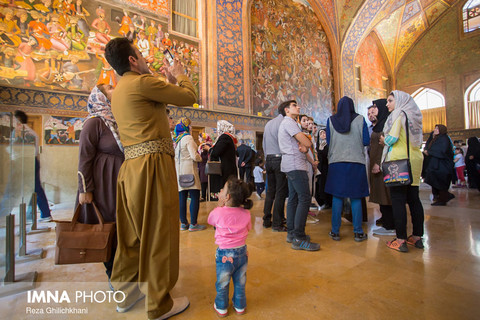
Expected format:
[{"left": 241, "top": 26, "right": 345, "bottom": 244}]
[
  {"left": 383, "top": 90, "right": 423, "bottom": 148},
  {"left": 200, "top": 132, "right": 212, "bottom": 144},
  {"left": 216, "top": 120, "right": 237, "bottom": 145},
  {"left": 87, "top": 85, "right": 123, "bottom": 152},
  {"left": 173, "top": 117, "right": 191, "bottom": 143}
]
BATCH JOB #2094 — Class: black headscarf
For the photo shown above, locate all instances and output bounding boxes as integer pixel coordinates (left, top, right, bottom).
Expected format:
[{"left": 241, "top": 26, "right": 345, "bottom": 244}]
[
  {"left": 330, "top": 96, "right": 359, "bottom": 133},
  {"left": 372, "top": 98, "right": 390, "bottom": 133},
  {"left": 466, "top": 137, "right": 480, "bottom": 160}
]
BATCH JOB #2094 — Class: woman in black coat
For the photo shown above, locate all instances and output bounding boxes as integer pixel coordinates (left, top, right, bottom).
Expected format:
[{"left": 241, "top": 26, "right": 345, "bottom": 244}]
[
  {"left": 466, "top": 136, "right": 480, "bottom": 190},
  {"left": 423, "top": 124, "right": 454, "bottom": 206},
  {"left": 209, "top": 120, "right": 238, "bottom": 199}
]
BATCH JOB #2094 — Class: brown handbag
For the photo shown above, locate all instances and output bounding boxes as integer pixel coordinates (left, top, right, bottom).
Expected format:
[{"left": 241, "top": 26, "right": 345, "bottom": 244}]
[{"left": 54, "top": 202, "right": 116, "bottom": 265}]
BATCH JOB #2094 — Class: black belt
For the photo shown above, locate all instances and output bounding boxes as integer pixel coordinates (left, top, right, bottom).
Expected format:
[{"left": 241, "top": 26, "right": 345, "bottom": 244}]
[{"left": 266, "top": 154, "right": 282, "bottom": 158}]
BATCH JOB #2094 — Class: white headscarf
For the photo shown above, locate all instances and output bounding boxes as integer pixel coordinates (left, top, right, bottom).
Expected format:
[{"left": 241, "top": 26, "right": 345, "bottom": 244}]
[
  {"left": 217, "top": 120, "right": 235, "bottom": 136},
  {"left": 383, "top": 90, "right": 423, "bottom": 148}
]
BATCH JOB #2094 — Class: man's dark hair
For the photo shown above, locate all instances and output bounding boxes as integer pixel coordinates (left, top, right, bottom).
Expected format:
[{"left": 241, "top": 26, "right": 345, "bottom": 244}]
[
  {"left": 104, "top": 38, "right": 137, "bottom": 76},
  {"left": 278, "top": 100, "right": 297, "bottom": 117},
  {"left": 14, "top": 110, "right": 27, "bottom": 124}
]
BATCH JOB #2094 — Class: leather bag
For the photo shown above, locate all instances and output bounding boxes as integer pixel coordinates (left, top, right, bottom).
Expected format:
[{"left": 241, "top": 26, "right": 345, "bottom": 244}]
[
  {"left": 382, "top": 111, "right": 413, "bottom": 187},
  {"left": 205, "top": 160, "right": 222, "bottom": 175},
  {"left": 55, "top": 202, "right": 115, "bottom": 265}
]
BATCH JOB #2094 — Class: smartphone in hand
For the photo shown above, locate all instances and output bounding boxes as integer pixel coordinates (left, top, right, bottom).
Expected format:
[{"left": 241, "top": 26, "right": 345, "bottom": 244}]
[{"left": 163, "top": 49, "right": 174, "bottom": 66}]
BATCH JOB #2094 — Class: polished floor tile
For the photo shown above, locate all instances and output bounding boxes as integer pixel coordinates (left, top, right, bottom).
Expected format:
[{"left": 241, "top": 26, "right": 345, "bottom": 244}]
[{"left": 1, "top": 186, "right": 479, "bottom": 319}]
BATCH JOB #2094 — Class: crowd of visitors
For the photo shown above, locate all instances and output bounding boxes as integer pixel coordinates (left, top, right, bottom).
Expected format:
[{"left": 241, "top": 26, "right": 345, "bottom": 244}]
[{"left": 18, "top": 38, "right": 475, "bottom": 319}]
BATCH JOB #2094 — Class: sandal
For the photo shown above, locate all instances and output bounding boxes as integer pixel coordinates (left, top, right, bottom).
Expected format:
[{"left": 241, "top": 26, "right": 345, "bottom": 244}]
[
  {"left": 406, "top": 235, "right": 424, "bottom": 249},
  {"left": 386, "top": 238, "right": 408, "bottom": 252}
]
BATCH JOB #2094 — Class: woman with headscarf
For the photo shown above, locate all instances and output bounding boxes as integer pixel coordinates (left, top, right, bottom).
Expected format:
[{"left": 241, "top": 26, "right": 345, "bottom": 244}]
[
  {"left": 423, "top": 124, "right": 455, "bottom": 206},
  {"left": 174, "top": 117, "right": 205, "bottom": 231},
  {"left": 198, "top": 133, "right": 213, "bottom": 201},
  {"left": 369, "top": 99, "right": 395, "bottom": 235},
  {"left": 76, "top": 83, "right": 124, "bottom": 281},
  {"left": 209, "top": 120, "right": 238, "bottom": 200},
  {"left": 465, "top": 136, "right": 480, "bottom": 190},
  {"left": 315, "top": 128, "right": 331, "bottom": 209},
  {"left": 380, "top": 90, "right": 424, "bottom": 252},
  {"left": 325, "top": 96, "right": 370, "bottom": 242}
]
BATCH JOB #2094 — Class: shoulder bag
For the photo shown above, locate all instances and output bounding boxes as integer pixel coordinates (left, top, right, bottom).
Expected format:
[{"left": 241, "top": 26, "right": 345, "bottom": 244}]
[
  {"left": 55, "top": 202, "right": 115, "bottom": 265},
  {"left": 177, "top": 138, "right": 195, "bottom": 188},
  {"left": 382, "top": 111, "right": 413, "bottom": 187}
]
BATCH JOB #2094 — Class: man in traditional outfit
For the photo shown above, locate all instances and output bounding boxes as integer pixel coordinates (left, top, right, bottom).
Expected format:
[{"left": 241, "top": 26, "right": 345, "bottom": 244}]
[{"left": 105, "top": 37, "right": 197, "bottom": 320}]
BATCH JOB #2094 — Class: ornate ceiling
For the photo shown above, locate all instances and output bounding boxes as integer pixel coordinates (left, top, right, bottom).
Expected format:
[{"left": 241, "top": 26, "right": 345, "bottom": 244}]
[{"left": 312, "top": 0, "right": 458, "bottom": 71}]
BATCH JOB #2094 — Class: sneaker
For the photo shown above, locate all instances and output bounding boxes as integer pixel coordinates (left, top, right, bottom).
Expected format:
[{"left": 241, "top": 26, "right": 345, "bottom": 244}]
[
  {"left": 233, "top": 305, "right": 246, "bottom": 315},
  {"left": 180, "top": 223, "right": 189, "bottom": 231},
  {"left": 150, "top": 297, "right": 190, "bottom": 320},
  {"left": 291, "top": 238, "right": 320, "bottom": 251},
  {"left": 188, "top": 224, "right": 207, "bottom": 232},
  {"left": 255, "top": 193, "right": 262, "bottom": 199},
  {"left": 38, "top": 216, "right": 52, "bottom": 222},
  {"left": 328, "top": 231, "right": 340, "bottom": 241},
  {"left": 406, "top": 235, "right": 424, "bottom": 249},
  {"left": 213, "top": 303, "right": 228, "bottom": 317},
  {"left": 272, "top": 225, "right": 287, "bottom": 232},
  {"left": 287, "top": 234, "right": 310, "bottom": 243},
  {"left": 386, "top": 238, "right": 408, "bottom": 253},
  {"left": 263, "top": 222, "right": 272, "bottom": 229},
  {"left": 372, "top": 226, "right": 396, "bottom": 236},
  {"left": 117, "top": 294, "right": 145, "bottom": 313},
  {"left": 354, "top": 233, "right": 368, "bottom": 242}
]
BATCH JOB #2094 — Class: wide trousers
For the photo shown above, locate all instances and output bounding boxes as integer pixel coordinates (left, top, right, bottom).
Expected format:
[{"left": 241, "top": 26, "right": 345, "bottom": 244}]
[{"left": 111, "top": 153, "right": 179, "bottom": 319}]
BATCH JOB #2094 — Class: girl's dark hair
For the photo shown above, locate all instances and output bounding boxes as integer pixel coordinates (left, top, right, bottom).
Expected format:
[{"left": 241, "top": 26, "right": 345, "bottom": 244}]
[
  {"left": 226, "top": 177, "right": 253, "bottom": 209},
  {"left": 456, "top": 148, "right": 463, "bottom": 155}
]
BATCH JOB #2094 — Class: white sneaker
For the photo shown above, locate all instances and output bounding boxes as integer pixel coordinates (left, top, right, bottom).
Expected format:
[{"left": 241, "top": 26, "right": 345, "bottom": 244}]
[
  {"left": 116, "top": 294, "right": 145, "bottom": 313},
  {"left": 306, "top": 215, "right": 319, "bottom": 224},
  {"left": 372, "top": 226, "right": 396, "bottom": 236},
  {"left": 150, "top": 296, "right": 190, "bottom": 320}
]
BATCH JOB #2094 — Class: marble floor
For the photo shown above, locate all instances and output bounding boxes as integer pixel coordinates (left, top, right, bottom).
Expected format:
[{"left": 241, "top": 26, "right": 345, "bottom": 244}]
[{"left": 1, "top": 185, "right": 479, "bottom": 320}]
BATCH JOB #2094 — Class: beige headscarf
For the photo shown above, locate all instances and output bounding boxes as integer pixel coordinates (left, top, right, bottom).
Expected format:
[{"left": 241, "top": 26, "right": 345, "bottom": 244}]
[
  {"left": 383, "top": 90, "right": 423, "bottom": 148},
  {"left": 217, "top": 120, "right": 235, "bottom": 136}
]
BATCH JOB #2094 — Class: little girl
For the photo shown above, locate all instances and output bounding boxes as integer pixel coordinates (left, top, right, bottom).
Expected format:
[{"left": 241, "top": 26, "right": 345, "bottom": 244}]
[
  {"left": 208, "top": 177, "right": 253, "bottom": 317},
  {"left": 454, "top": 148, "right": 466, "bottom": 187}
]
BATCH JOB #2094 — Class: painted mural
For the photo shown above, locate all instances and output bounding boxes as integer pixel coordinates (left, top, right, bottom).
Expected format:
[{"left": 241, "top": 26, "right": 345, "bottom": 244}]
[
  {"left": 0, "top": 0, "right": 199, "bottom": 94},
  {"left": 337, "top": 0, "right": 364, "bottom": 41},
  {"left": 251, "top": 0, "right": 334, "bottom": 125},
  {"left": 43, "top": 115, "right": 83, "bottom": 144},
  {"left": 316, "top": 0, "right": 337, "bottom": 36},
  {"left": 355, "top": 33, "right": 388, "bottom": 116}
]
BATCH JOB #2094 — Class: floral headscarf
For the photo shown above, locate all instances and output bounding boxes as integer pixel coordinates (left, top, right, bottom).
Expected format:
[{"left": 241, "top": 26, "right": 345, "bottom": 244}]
[
  {"left": 87, "top": 86, "right": 123, "bottom": 152},
  {"left": 173, "top": 117, "right": 191, "bottom": 144},
  {"left": 200, "top": 132, "right": 212, "bottom": 144},
  {"left": 216, "top": 120, "right": 237, "bottom": 145}
]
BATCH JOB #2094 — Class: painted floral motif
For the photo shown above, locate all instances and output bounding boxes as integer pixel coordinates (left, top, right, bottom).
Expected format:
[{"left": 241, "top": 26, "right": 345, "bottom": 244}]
[
  {"left": 216, "top": 0, "right": 244, "bottom": 108},
  {"left": 251, "top": 0, "right": 334, "bottom": 124}
]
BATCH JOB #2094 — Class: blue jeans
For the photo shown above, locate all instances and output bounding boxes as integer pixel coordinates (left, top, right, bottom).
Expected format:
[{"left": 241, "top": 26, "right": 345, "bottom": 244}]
[
  {"left": 28, "top": 158, "right": 51, "bottom": 219},
  {"left": 255, "top": 182, "right": 265, "bottom": 196},
  {"left": 179, "top": 189, "right": 200, "bottom": 225},
  {"left": 285, "top": 170, "right": 310, "bottom": 240},
  {"left": 215, "top": 245, "right": 248, "bottom": 310},
  {"left": 331, "top": 196, "right": 363, "bottom": 234}
]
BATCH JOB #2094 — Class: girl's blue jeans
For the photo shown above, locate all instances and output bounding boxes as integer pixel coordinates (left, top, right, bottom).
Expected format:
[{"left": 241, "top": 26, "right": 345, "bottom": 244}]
[{"left": 215, "top": 245, "right": 248, "bottom": 310}]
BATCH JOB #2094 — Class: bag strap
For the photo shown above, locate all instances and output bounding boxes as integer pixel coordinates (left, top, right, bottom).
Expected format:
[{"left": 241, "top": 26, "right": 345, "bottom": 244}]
[
  {"left": 70, "top": 201, "right": 105, "bottom": 230},
  {"left": 402, "top": 111, "right": 410, "bottom": 160}
]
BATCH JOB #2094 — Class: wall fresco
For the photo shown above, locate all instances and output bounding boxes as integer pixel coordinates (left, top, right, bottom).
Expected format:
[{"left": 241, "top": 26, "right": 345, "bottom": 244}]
[
  {"left": 355, "top": 32, "right": 388, "bottom": 115},
  {"left": 0, "top": 0, "right": 199, "bottom": 95},
  {"left": 43, "top": 115, "right": 83, "bottom": 144},
  {"left": 216, "top": 0, "right": 244, "bottom": 108},
  {"left": 374, "top": 7, "right": 403, "bottom": 66},
  {"left": 342, "top": 0, "right": 388, "bottom": 100},
  {"left": 402, "top": 0, "right": 421, "bottom": 24},
  {"left": 316, "top": 0, "right": 337, "bottom": 36},
  {"left": 396, "top": 14, "right": 426, "bottom": 63},
  {"left": 337, "top": 0, "right": 364, "bottom": 41},
  {"left": 120, "top": 0, "right": 168, "bottom": 18},
  {"left": 424, "top": 1, "right": 448, "bottom": 25},
  {"left": 251, "top": 0, "right": 334, "bottom": 125}
]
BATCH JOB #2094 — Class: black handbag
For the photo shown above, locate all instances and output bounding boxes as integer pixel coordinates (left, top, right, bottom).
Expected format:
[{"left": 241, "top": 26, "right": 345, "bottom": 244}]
[
  {"left": 205, "top": 160, "right": 222, "bottom": 175},
  {"left": 177, "top": 139, "right": 196, "bottom": 188},
  {"left": 382, "top": 111, "right": 413, "bottom": 187}
]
